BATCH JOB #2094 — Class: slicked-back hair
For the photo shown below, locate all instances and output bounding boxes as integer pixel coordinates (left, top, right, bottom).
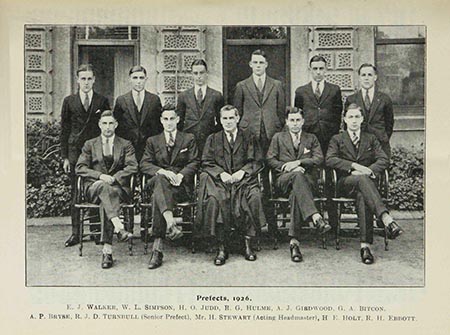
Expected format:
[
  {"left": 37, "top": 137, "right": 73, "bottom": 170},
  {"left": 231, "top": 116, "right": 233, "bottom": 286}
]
[
  {"left": 129, "top": 65, "right": 147, "bottom": 76},
  {"left": 100, "top": 110, "right": 116, "bottom": 120},
  {"left": 358, "top": 63, "right": 377, "bottom": 75},
  {"left": 77, "top": 64, "right": 95, "bottom": 77},
  {"left": 344, "top": 103, "right": 363, "bottom": 117},
  {"left": 161, "top": 104, "right": 179, "bottom": 116},
  {"left": 220, "top": 104, "right": 239, "bottom": 117},
  {"left": 309, "top": 55, "right": 327, "bottom": 67},
  {"left": 251, "top": 49, "right": 267, "bottom": 61},
  {"left": 285, "top": 106, "right": 304, "bottom": 119},
  {"left": 191, "top": 59, "right": 208, "bottom": 71}
]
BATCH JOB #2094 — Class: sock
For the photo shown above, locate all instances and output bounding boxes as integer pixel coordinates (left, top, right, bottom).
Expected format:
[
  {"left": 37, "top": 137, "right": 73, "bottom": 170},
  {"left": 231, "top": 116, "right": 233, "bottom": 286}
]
[
  {"left": 111, "top": 217, "right": 124, "bottom": 232},
  {"left": 361, "top": 242, "right": 370, "bottom": 249},
  {"left": 153, "top": 238, "right": 163, "bottom": 252},
  {"left": 380, "top": 212, "right": 394, "bottom": 227},
  {"left": 290, "top": 238, "right": 300, "bottom": 247},
  {"left": 103, "top": 243, "right": 112, "bottom": 255}
]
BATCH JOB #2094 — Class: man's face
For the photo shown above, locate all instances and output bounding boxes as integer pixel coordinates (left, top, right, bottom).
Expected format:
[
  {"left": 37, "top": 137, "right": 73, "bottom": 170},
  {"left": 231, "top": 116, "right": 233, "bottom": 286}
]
[
  {"left": 160, "top": 110, "right": 179, "bottom": 132},
  {"left": 286, "top": 113, "right": 304, "bottom": 134},
  {"left": 310, "top": 60, "right": 327, "bottom": 83},
  {"left": 249, "top": 54, "right": 268, "bottom": 76},
  {"left": 221, "top": 109, "right": 239, "bottom": 133},
  {"left": 77, "top": 70, "right": 95, "bottom": 93},
  {"left": 98, "top": 115, "right": 117, "bottom": 138},
  {"left": 359, "top": 66, "right": 377, "bottom": 90},
  {"left": 192, "top": 64, "right": 208, "bottom": 86},
  {"left": 344, "top": 109, "right": 364, "bottom": 132},
  {"left": 129, "top": 71, "right": 147, "bottom": 92}
]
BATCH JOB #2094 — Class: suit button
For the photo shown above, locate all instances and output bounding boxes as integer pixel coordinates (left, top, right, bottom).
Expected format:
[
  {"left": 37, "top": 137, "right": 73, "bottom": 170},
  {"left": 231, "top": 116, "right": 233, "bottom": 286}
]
[{"left": 318, "top": 107, "right": 321, "bottom": 111}]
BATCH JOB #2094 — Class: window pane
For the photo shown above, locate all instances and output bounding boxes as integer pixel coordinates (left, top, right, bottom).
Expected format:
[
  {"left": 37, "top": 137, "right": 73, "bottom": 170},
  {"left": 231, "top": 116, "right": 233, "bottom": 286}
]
[
  {"left": 225, "top": 26, "right": 287, "bottom": 39},
  {"left": 377, "top": 26, "right": 425, "bottom": 39},
  {"left": 376, "top": 43, "right": 425, "bottom": 109},
  {"left": 75, "top": 26, "right": 138, "bottom": 40}
]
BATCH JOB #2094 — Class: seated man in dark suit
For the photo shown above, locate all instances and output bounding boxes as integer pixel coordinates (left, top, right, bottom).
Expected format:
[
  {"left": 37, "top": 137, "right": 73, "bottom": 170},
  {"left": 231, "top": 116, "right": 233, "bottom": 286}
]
[
  {"left": 267, "top": 107, "right": 331, "bottom": 263},
  {"left": 76, "top": 110, "right": 138, "bottom": 269},
  {"left": 196, "top": 105, "right": 266, "bottom": 265},
  {"left": 140, "top": 107, "right": 199, "bottom": 270},
  {"left": 326, "top": 103, "right": 403, "bottom": 265}
]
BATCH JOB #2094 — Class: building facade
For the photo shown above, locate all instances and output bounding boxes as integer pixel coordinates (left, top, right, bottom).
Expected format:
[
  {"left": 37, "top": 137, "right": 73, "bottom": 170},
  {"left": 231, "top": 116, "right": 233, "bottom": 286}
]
[{"left": 25, "top": 25, "right": 425, "bottom": 147}]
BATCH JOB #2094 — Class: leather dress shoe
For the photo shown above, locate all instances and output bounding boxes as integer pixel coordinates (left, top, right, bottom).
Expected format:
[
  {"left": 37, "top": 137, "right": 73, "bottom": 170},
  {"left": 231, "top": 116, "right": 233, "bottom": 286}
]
[
  {"left": 167, "top": 226, "right": 183, "bottom": 241},
  {"left": 386, "top": 221, "right": 403, "bottom": 240},
  {"left": 101, "top": 253, "right": 114, "bottom": 269},
  {"left": 290, "top": 244, "right": 303, "bottom": 262},
  {"left": 65, "top": 234, "right": 80, "bottom": 247},
  {"left": 244, "top": 248, "right": 257, "bottom": 261},
  {"left": 360, "top": 247, "right": 374, "bottom": 265},
  {"left": 117, "top": 229, "right": 132, "bottom": 242},
  {"left": 214, "top": 250, "right": 228, "bottom": 266},
  {"left": 148, "top": 250, "right": 163, "bottom": 269},
  {"left": 315, "top": 217, "right": 332, "bottom": 235}
]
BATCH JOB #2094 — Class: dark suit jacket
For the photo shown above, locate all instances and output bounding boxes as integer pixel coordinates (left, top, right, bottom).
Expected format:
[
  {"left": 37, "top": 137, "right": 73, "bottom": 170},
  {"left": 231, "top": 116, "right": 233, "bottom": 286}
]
[
  {"left": 60, "top": 92, "right": 110, "bottom": 165},
  {"left": 344, "top": 89, "right": 394, "bottom": 149},
  {"left": 113, "top": 90, "right": 163, "bottom": 160},
  {"left": 267, "top": 130, "right": 324, "bottom": 178},
  {"left": 326, "top": 131, "right": 389, "bottom": 179},
  {"left": 294, "top": 81, "right": 343, "bottom": 152},
  {"left": 233, "top": 76, "right": 285, "bottom": 141},
  {"left": 75, "top": 136, "right": 138, "bottom": 196},
  {"left": 176, "top": 86, "right": 224, "bottom": 154},
  {"left": 139, "top": 131, "right": 199, "bottom": 189}
]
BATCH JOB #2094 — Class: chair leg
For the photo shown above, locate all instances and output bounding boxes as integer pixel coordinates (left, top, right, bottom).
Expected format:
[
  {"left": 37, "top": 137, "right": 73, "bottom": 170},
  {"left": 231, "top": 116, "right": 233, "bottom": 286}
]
[
  {"left": 128, "top": 207, "right": 134, "bottom": 256},
  {"left": 79, "top": 209, "right": 84, "bottom": 257},
  {"left": 335, "top": 203, "right": 341, "bottom": 250},
  {"left": 143, "top": 207, "right": 149, "bottom": 255},
  {"left": 384, "top": 226, "right": 389, "bottom": 251}
]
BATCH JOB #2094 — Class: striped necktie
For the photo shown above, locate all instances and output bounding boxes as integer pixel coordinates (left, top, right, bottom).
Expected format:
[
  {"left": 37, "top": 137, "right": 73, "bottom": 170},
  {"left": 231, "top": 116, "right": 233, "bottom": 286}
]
[
  {"left": 351, "top": 132, "right": 359, "bottom": 149},
  {"left": 314, "top": 82, "right": 321, "bottom": 100}
]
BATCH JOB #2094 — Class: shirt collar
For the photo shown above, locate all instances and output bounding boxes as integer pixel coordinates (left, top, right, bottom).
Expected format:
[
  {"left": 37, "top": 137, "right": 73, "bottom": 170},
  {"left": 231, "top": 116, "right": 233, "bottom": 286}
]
[
  {"left": 164, "top": 129, "right": 177, "bottom": 141},
  {"left": 289, "top": 130, "right": 302, "bottom": 140},
  {"left": 79, "top": 90, "right": 93, "bottom": 101},
  {"left": 362, "top": 86, "right": 375, "bottom": 100},
  {"left": 225, "top": 128, "right": 238, "bottom": 141},
  {"left": 311, "top": 80, "right": 325, "bottom": 93},
  {"left": 194, "top": 85, "right": 207, "bottom": 97},
  {"left": 253, "top": 73, "right": 266, "bottom": 86},
  {"left": 347, "top": 129, "right": 361, "bottom": 139},
  {"left": 101, "top": 135, "right": 115, "bottom": 144},
  {"left": 132, "top": 89, "right": 144, "bottom": 98}
]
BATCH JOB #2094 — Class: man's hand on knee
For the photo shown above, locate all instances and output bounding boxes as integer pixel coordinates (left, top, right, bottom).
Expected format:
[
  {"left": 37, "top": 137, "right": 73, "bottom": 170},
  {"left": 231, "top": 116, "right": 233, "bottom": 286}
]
[{"left": 99, "top": 174, "right": 115, "bottom": 185}]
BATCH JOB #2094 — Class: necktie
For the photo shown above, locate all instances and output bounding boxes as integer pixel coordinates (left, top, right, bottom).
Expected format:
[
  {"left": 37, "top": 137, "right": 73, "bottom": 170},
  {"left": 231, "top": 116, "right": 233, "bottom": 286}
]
[
  {"left": 257, "top": 77, "right": 263, "bottom": 92},
  {"left": 104, "top": 137, "right": 112, "bottom": 156},
  {"left": 228, "top": 132, "right": 234, "bottom": 148},
  {"left": 314, "top": 82, "right": 321, "bottom": 100},
  {"left": 167, "top": 131, "right": 175, "bottom": 152},
  {"left": 135, "top": 92, "right": 142, "bottom": 111},
  {"left": 197, "top": 88, "right": 203, "bottom": 104},
  {"left": 364, "top": 90, "right": 371, "bottom": 111},
  {"left": 351, "top": 132, "right": 359, "bottom": 149},
  {"left": 83, "top": 93, "right": 90, "bottom": 112},
  {"left": 293, "top": 133, "right": 300, "bottom": 150}
]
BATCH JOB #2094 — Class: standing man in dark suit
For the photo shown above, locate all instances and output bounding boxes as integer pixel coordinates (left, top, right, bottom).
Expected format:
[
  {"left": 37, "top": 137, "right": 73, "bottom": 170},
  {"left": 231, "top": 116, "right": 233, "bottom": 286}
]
[
  {"left": 344, "top": 63, "right": 394, "bottom": 159},
  {"left": 140, "top": 107, "right": 199, "bottom": 270},
  {"left": 294, "top": 55, "right": 343, "bottom": 154},
  {"left": 60, "top": 64, "right": 110, "bottom": 247},
  {"left": 233, "top": 49, "right": 286, "bottom": 238},
  {"left": 76, "top": 110, "right": 138, "bottom": 269},
  {"left": 267, "top": 107, "right": 331, "bottom": 263},
  {"left": 176, "top": 59, "right": 224, "bottom": 155},
  {"left": 196, "top": 105, "right": 266, "bottom": 266},
  {"left": 326, "top": 103, "right": 403, "bottom": 264},
  {"left": 113, "top": 65, "right": 163, "bottom": 161}
]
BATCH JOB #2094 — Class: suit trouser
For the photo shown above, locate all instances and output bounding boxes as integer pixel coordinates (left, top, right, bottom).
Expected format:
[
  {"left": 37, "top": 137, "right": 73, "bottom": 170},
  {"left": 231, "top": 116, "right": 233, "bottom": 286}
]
[
  {"left": 69, "top": 164, "right": 80, "bottom": 235},
  {"left": 276, "top": 171, "right": 319, "bottom": 239},
  {"left": 86, "top": 181, "right": 128, "bottom": 245},
  {"left": 146, "top": 175, "right": 188, "bottom": 239},
  {"left": 338, "top": 175, "right": 388, "bottom": 244}
]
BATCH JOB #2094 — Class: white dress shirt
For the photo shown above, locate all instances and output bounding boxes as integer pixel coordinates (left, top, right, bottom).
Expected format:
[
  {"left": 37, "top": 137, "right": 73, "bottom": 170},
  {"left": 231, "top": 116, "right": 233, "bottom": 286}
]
[
  {"left": 79, "top": 90, "right": 93, "bottom": 106},
  {"left": 132, "top": 89, "right": 144, "bottom": 111},
  {"left": 101, "top": 135, "right": 115, "bottom": 155},
  {"left": 194, "top": 85, "right": 207, "bottom": 102},
  {"left": 311, "top": 80, "right": 325, "bottom": 95},
  {"left": 252, "top": 73, "right": 266, "bottom": 89},
  {"left": 164, "top": 130, "right": 177, "bottom": 144},
  {"left": 361, "top": 86, "right": 375, "bottom": 104},
  {"left": 225, "top": 129, "right": 238, "bottom": 144}
]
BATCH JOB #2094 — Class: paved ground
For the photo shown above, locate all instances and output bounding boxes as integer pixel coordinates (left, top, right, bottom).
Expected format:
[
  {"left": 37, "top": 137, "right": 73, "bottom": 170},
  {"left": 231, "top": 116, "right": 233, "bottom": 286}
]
[{"left": 26, "top": 218, "right": 424, "bottom": 287}]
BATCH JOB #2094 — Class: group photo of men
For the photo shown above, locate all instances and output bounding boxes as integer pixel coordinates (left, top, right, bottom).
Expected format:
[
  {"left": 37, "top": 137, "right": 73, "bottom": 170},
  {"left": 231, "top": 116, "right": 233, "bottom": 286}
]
[{"left": 25, "top": 25, "right": 425, "bottom": 286}]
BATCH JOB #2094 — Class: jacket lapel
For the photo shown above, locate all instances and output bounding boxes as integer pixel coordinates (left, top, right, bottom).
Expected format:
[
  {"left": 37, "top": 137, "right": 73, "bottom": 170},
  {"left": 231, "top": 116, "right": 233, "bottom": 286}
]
[
  {"left": 368, "top": 89, "right": 382, "bottom": 123},
  {"left": 156, "top": 133, "right": 170, "bottom": 165},
  {"left": 140, "top": 91, "right": 151, "bottom": 126},
  {"left": 342, "top": 131, "right": 357, "bottom": 160},
  {"left": 244, "top": 77, "right": 261, "bottom": 107},
  {"left": 200, "top": 87, "right": 214, "bottom": 118},
  {"left": 125, "top": 92, "right": 140, "bottom": 126},
  {"left": 281, "top": 131, "right": 296, "bottom": 159},
  {"left": 94, "top": 137, "right": 108, "bottom": 173},
  {"left": 170, "top": 132, "right": 183, "bottom": 165},
  {"left": 296, "top": 132, "right": 307, "bottom": 159},
  {"left": 320, "top": 82, "right": 331, "bottom": 104},
  {"left": 307, "top": 82, "right": 320, "bottom": 104},
  {"left": 232, "top": 129, "right": 243, "bottom": 155},
  {"left": 186, "top": 88, "right": 201, "bottom": 119},
  {"left": 221, "top": 131, "right": 232, "bottom": 172},
  {"left": 262, "top": 77, "right": 274, "bottom": 105},
  {"left": 356, "top": 131, "right": 369, "bottom": 160}
]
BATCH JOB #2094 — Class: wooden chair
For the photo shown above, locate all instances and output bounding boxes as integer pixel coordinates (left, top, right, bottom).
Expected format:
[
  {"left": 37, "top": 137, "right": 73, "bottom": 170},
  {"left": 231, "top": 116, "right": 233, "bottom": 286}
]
[
  {"left": 268, "top": 167, "right": 328, "bottom": 250},
  {"left": 140, "top": 174, "right": 197, "bottom": 255},
  {"left": 75, "top": 175, "right": 136, "bottom": 256},
  {"left": 331, "top": 169, "right": 389, "bottom": 250}
]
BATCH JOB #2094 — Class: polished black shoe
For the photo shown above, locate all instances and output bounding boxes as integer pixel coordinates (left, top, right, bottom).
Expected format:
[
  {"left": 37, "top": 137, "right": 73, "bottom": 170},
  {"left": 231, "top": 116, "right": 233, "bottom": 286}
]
[
  {"left": 244, "top": 248, "right": 257, "bottom": 261},
  {"left": 117, "top": 229, "right": 132, "bottom": 242},
  {"left": 360, "top": 247, "right": 374, "bottom": 265},
  {"left": 101, "top": 253, "right": 113, "bottom": 269},
  {"left": 148, "top": 250, "right": 163, "bottom": 269},
  {"left": 290, "top": 244, "right": 303, "bottom": 263},
  {"left": 386, "top": 221, "right": 403, "bottom": 240},
  {"left": 214, "top": 250, "right": 228, "bottom": 266},
  {"left": 65, "top": 234, "right": 80, "bottom": 247},
  {"left": 315, "top": 217, "right": 332, "bottom": 235}
]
